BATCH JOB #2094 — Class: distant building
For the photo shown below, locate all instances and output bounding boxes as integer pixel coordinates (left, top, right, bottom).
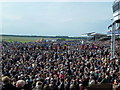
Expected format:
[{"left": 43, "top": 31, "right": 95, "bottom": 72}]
[{"left": 82, "top": 32, "right": 108, "bottom": 41}]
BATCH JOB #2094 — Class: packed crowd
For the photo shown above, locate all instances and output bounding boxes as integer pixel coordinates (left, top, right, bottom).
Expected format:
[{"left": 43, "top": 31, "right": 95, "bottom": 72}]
[{"left": 1, "top": 40, "right": 120, "bottom": 90}]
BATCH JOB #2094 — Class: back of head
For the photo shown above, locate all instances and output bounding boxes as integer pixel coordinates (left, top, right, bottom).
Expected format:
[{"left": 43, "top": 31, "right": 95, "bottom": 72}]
[
  {"left": 43, "top": 84, "right": 49, "bottom": 90},
  {"left": 2, "top": 76, "right": 10, "bottom": 84},
  {"left": 16, "top": 80, "right": 25, "bottom": 88},
  {"left": 36, "top": 81, "right": 43, "bottom": 89}
]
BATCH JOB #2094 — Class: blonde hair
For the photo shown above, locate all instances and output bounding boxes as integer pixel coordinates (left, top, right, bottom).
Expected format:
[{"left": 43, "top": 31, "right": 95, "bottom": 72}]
[{"left": 2, "top": 76, "right": 10, "bottom": 84}]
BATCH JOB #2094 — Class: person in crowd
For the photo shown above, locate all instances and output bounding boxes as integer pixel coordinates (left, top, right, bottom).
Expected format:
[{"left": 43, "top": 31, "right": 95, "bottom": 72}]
[
  {"left": 2, "top": 76, "right": 17, "bottom": 90},
  {"left": 33, "top": 81, "right": 42, "bottom": 90}
]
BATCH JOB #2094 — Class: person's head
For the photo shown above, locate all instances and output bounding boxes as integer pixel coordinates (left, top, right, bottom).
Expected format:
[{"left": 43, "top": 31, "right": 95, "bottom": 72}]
[
  {"left": 43, "top": 84, "right": 48, "bottom": 90},
  {"left": 36, "top": 81, "right": 42, "bottom": 86},
  {"left": 70, "top": 84, "right": 74, "bottom": 89},
  {"left": 16, "top": 80, "right": 25, "bottom": 88},
  {"left": 36, "top": 81, "right": 43, "bottom": 89},
  {"left": 2, "top": 76, "right": 10, "bottom": 84}
]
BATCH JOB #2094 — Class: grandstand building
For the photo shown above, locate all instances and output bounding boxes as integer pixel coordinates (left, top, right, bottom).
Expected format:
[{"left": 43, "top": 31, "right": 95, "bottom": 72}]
[
  {"left": 108, "top": 0, "right": 120, "bottom": 35},
  {"left": 113, "top": 0, "right": 120, "bottom": 22},
  {"left": 108, "top": 0, "right": 120, "bottom": 60}
]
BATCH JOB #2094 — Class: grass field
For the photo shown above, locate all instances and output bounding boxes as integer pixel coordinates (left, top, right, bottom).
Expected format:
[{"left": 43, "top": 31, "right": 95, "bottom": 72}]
[
  {"left": 2, "top": 36, "right": 47, "bottom": 43},
  {"left": 1, "top": 36, "right": 80, "bottom": 43},
  {"left": 1, "top": 36, "right": 55, "bottom": 43}
]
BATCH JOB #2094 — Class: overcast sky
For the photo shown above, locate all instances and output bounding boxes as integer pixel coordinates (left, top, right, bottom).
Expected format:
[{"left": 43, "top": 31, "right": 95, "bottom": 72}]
[
  {"left": 1, "top": 2, "right": 114, "bottom": 36},
  {"left": 0, "top": 0, "right": 115, "bottom": 2}
]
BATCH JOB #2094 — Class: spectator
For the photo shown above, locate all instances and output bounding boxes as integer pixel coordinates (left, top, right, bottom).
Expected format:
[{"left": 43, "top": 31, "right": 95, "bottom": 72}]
[
  {"left": 16, "top": 80, "right": 25, "bottom": 90},
  {"left": 2, "top": 76, "right": 17, "bottom": 90}
]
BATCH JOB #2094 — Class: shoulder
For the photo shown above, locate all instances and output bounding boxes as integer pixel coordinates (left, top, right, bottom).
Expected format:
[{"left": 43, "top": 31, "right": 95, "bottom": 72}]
[{"left": 2, "top": 84, "right": 17, "bottom": 90}]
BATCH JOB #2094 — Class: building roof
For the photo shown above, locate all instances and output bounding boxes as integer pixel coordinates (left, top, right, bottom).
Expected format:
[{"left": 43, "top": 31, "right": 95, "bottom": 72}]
[
  {"left": 90, "top": 33, "right": 107, "bottom": 37},
  {"left": 82, "top": 32, "right": 107, "bottom": 37}
]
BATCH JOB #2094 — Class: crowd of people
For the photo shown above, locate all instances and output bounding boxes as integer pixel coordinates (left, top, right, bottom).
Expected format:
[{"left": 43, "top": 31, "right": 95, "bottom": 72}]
[{"left": 1, "top": 39, "right": 120, "bottom": 90}]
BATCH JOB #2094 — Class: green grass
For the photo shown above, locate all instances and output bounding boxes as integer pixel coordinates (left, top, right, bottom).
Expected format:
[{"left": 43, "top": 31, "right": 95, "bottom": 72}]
[
  {"left": 2, "top": 36, "right": 45, "bottom": 43},
  {"left": 2, "top": 36, "right": 81, "bottom": 43}
]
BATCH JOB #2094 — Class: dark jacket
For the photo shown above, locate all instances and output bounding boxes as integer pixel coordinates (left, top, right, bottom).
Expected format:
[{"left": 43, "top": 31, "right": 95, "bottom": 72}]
[{"left": 2, "top": 84, "right": 17, "bottom": 90}]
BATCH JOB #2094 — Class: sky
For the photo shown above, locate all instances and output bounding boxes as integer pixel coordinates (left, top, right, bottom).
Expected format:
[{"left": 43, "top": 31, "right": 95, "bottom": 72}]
[
  {"left": 1, "top": 1, "right": 114, "bottom": 36},
  {"left": 0, "top": 0, "right": 115, "bottom": 2}
]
